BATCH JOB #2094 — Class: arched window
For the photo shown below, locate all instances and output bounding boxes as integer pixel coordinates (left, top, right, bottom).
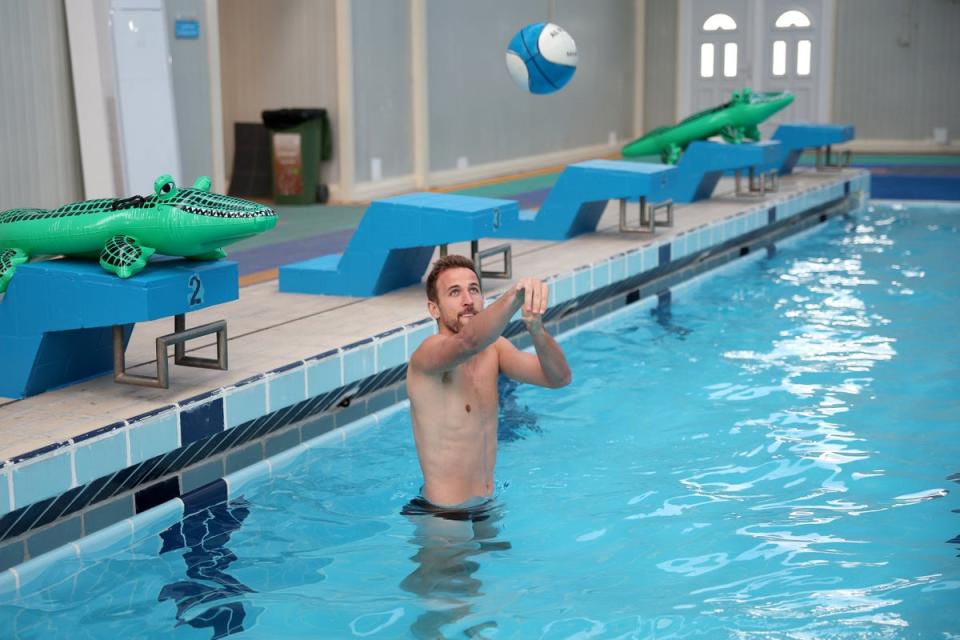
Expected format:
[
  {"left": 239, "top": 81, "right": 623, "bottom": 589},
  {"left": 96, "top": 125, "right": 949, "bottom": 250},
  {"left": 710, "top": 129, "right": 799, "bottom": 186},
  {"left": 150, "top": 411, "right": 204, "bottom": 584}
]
[
  {"left": 796, "top": 40, "right": 812, "bottom": 75},
  {"left": 775, "top": 10, "right": 811, "bottom": 29},
  {"left": 702, "top": 13, "right": 737, "bottom": 31},
  {"left": 771, "top": 10, "right": 813, "bottom": 77},
  {"left": 700, "top": 13, "right": 739, "bottom": 78},
  {"left": 700, "top": 43, "right": 715, "bottom": 78},
  {"left": 723, "top": 43, "right": 738, "bottom": 77},
  {"left": 772, "top": 40, "right": 787, "bottom": 76}
]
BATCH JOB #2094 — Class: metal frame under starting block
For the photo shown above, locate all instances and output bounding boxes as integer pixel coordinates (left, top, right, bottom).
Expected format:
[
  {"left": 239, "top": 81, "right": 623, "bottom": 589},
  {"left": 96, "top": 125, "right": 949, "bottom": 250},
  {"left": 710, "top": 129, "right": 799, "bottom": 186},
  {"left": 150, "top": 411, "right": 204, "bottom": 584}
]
[
  {"left": 619, "top": 197, "right": 674, "bottom": 234},
  {"left": 439, "top": 240, "right": 512, "bottom": 281},
  {"left": 113, "top": 314, "right": 227, "bottom": 388},
  {"left": 815, "top": 145, "right": 852, "bottom": 172},
  {"left": 734, "top": 167, "right": 780, "bottom": 198}
]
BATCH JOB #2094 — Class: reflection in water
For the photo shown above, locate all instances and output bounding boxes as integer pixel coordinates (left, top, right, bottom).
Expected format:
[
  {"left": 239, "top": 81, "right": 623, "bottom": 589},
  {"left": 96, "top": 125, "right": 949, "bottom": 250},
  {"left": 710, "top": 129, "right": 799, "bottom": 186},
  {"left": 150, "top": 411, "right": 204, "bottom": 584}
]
[
  {"left": 497, "top": 375, "right": 540, "bottom": 442},
  {"left": 158, "top": 498, "right": 260, "bottom": 640},
  {"left": 652, "top": 299, "right": 692, "bottom": 340},
  {"left": 400, "top": 500, "right": 510, "bottom": 639},
  {"left": 949, "top": 472, "right": 960, "bottom": 558}
]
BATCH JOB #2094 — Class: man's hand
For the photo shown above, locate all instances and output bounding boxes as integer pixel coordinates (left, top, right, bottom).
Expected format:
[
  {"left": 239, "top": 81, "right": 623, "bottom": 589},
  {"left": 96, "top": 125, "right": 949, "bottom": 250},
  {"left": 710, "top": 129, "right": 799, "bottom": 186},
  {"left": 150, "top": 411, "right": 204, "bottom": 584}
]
[{"left": 516, "top": 277, "right": 548, "bottom": 334}]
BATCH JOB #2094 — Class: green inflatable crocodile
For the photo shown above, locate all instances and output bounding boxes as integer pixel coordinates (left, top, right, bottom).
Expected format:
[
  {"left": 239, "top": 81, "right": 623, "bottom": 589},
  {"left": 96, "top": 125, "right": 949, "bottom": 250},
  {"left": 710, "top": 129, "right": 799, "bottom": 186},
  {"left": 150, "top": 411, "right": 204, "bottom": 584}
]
[
  {"left": 0, "top": 175, "right": 276, "bottom": 293},
  {"left": 622, "top": 88, "right": 794, "bottom": 164}
]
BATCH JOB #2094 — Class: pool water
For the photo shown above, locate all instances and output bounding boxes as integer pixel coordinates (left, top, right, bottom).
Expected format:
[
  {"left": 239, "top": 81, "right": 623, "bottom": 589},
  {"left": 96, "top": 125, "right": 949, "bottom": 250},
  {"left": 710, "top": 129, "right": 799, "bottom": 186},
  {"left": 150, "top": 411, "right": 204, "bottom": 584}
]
[{"left": 3, "top": 201, "right": 959, "bottom": 639}]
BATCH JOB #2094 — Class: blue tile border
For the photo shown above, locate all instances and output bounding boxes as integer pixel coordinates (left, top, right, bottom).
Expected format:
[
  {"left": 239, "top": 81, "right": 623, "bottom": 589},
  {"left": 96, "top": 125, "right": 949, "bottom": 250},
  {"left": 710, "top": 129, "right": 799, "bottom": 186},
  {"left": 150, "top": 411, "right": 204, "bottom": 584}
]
[
  {"left": 72, "top": 421, "right": 125, "bottom": 444},
  {"left": 269, "top": 361, "right": 303, "bottom": 375},
  {"left": 268, "top": 367, "right": 307, "bottom": 411},
  {"left": 658, "top": 243, "right": 671, "bottom": 266},
  {"left": 9, "top": 441, "right": 71, "bottom": 466},
  {"left": 305, "top": 347, "right": 339, "bottom": 363},
  {"left": 181, "top": 478, "right": 227, "bottom": 515},
  {"left": 11, "top": 451, "right": 73, "bottom": 509},
  {"left": 134, "top": 477, "right": 180, "bottom": 514},
  {"left": 231, "top": 373, "right": 264, "bottom": 388},
  {"left": 74, "top": 430, "right": 128, "bottom": 487},
  {"left": 177, "top": 387, "right": 222, "bottom": 408},
  {"left": 179, "top": 397, "right": 225, "bottom": 445},
  {"left": 129, "top": 410, "right": 179, "bottom": 464}
]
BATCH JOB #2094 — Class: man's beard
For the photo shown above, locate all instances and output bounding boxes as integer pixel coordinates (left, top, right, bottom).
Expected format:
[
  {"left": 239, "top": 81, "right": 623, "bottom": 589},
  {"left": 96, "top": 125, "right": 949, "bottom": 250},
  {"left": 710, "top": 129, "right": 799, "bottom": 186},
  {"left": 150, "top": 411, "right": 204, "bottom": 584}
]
[{"left": 443, "top": 309, "right": 475, "bottom": 334}]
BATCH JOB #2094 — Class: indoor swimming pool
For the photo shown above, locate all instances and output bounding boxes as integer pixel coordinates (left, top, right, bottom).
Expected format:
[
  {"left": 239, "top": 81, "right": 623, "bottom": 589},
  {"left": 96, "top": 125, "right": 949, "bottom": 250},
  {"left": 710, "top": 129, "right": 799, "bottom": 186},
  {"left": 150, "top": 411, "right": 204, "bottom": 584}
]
[{"left": 2, "top": 200, "right": 957, "bottom": 639}]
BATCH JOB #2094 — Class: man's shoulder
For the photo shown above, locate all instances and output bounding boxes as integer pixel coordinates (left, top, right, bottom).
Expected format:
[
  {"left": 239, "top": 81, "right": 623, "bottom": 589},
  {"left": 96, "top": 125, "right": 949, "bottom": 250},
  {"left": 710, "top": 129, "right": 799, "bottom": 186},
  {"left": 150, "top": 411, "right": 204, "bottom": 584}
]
[
  {"left": 492, "top": 336, "right": 515, "bottom": 354},
  {"left": 409, "top": 332, "right": 441, "bottom": 364}
]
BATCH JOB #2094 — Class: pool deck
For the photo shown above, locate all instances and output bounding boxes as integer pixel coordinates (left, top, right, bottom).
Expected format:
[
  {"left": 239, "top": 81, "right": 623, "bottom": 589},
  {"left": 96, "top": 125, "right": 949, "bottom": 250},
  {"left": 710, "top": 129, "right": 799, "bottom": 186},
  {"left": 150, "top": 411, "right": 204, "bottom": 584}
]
[{"left": 0, "top": 169, "right": 864, "bottom": 464}]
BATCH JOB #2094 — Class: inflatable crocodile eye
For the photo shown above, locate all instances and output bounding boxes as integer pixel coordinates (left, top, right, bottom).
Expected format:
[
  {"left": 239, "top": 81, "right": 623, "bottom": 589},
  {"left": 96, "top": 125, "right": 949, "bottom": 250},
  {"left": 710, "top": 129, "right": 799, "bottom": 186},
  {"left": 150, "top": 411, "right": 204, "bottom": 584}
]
[
  {"left": 153, "top": 175, "right": 178, "bottom": 199},
  {"left": 192, "top": 176, "right": 212, "bottom": 192}
]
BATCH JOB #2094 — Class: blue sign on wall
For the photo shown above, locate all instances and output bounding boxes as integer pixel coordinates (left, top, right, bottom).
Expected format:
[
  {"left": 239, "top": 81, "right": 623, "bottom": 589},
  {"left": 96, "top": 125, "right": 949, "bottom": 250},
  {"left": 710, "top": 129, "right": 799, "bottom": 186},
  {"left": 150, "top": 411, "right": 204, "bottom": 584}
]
[{"left": 175, "top": 19, "right": 200, "bottom": 39}]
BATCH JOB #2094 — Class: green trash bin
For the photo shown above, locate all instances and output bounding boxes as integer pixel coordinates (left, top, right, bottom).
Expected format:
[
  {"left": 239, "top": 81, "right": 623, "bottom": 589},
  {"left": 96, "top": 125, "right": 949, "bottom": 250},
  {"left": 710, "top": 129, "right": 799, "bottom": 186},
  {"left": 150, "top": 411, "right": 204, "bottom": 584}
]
[{"left": 262, "top": 108, "right": 332, "bottom": 205}]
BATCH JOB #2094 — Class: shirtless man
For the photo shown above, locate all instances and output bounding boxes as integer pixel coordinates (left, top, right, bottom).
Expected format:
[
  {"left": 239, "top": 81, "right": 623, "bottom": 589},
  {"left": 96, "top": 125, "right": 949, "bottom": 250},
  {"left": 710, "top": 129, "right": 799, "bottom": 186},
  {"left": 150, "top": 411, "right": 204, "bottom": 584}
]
[{"left": 406, "top": 255, "right": 572, "bottom": 510}]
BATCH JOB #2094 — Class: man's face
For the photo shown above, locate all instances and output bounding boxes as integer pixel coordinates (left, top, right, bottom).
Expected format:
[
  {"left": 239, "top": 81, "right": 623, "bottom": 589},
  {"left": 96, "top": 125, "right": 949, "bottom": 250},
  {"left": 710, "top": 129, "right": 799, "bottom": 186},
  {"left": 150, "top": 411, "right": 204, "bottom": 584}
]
[{"left": 429, "top": 267, "right": 484, "bottom": 334}]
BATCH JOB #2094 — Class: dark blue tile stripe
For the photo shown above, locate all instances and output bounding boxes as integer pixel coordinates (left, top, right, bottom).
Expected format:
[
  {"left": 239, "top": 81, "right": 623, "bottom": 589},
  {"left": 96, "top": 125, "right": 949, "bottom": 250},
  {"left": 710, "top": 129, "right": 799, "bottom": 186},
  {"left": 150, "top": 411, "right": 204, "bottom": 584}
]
[
  {"left": 231, "top": 373, "right": 264, "bottom": 388},
  {"left": 1, "top": 496, "right": 57, "bottom": 540},
  {"left": 135, "top": 477, "right": 180, "bottom": 514},
  {"left": 61, "top": 475, "right": 114, "bottom": 519},
  {"left": 73, "top": 421, "right": 126, "bottom": 444},
  {"left": 126, "top": 404, "right": 177, "bottom": 423},
  {"left": 10, "top": 440, "right": 71, "bottom": 465},
  {"left": 342, "top": 337, "right": 373, "bottom": 351},
  {"left": 29, "top": 485, "right": 86, "bottom": 532},
  {"left": 180, "top": 397, "right": 225, "bottom": 445},
  {"left": 181, "top": 479, "right": 228, "bottom": 516},
  {"left": 269, "top": 361, "right": 303, "bottom": 375},
  {"left": 178, "top": 388, "right": 222, "bottom": 407},
  {"left": 306, "top": 348, "right": 339, "bottom": 362},
  {"left": 659, "top": 243, "right": 671, "bottom": 266},
  {"left": 657, "top": 289, "right": 672, "bottom": 308}
]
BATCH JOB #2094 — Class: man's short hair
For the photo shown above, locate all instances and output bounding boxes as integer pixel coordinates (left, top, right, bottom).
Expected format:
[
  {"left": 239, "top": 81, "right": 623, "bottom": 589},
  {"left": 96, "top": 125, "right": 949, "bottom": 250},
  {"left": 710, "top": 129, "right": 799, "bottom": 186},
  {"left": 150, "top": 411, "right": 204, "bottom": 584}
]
[{"left": 425, "top": 255, "right": 481, "bottom": 303}]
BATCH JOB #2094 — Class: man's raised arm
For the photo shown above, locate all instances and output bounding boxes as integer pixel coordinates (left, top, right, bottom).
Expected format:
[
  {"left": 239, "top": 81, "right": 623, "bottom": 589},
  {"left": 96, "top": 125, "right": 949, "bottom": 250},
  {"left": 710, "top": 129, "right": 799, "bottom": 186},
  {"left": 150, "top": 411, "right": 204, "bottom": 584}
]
[
  {"left": 496, "top": 280, "right": 572, "bottom": 388},
  {"left": 410, "top": 280, "right": 539, "bottom": 376}
]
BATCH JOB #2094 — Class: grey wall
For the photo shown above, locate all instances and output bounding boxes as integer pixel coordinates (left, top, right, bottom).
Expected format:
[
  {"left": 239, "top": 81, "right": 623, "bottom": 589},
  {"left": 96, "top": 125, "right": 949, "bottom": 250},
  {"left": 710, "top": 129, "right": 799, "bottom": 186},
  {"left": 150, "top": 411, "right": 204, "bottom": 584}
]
[
  {"left": 166, "top": 0, "right": 214, "bottom": 183},
  {"left": 643, "top": 0, "right": 678, "bottom": 133},
  {"left": 0, "top": 0, "right": 83, "bottom": 210},
  {"left": 351, "top": 0, "right": 413, "bottom": 183},
  {"left": 833, "top": 0, "right": 960, "bottom": 139},
  {"left": 218, "top": 0, "right": 339, "bottom": 189},
  {"left": 426, "top": 0, "right": 636, "bottom": 173}
]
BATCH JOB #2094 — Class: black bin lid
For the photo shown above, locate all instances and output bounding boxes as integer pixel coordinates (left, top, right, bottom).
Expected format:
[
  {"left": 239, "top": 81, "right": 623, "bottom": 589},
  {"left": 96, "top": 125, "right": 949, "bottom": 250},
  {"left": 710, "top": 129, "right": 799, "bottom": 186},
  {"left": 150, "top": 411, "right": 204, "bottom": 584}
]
[{"left": 262, "top": 108, "right": 327, "bottom": 129}]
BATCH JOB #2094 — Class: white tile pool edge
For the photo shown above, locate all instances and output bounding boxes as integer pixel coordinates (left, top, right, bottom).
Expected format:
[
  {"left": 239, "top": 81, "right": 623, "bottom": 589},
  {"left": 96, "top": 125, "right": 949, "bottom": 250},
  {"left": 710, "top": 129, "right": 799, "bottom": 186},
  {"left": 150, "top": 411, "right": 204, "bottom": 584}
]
[
  {"left": 0, "top": 173, "right": 871, "bottom": 580},
  {"left": 0, "top": 190, "right": 879, "bottom": 600},
  {"left": 0, "top": 398, "right": 412, "bottom": 601}
]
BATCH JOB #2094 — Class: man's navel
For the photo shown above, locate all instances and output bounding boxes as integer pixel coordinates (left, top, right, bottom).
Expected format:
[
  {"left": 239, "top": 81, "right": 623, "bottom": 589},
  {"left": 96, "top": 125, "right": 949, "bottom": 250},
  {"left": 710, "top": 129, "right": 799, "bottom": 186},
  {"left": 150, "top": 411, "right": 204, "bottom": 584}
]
[{"left": 465, "top": 404, "right": 471, "bottom": 413}]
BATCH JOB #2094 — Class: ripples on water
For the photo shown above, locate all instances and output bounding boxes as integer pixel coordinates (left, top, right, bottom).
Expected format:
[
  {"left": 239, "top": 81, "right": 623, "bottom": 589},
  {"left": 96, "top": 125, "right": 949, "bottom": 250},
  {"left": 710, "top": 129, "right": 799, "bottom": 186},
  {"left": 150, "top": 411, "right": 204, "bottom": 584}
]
[
  {"left": 492, "top": 205, "right": 960, "bottom": 638},
  {"left": 1, "top": 205, "right": 958, "bottom": 639}
]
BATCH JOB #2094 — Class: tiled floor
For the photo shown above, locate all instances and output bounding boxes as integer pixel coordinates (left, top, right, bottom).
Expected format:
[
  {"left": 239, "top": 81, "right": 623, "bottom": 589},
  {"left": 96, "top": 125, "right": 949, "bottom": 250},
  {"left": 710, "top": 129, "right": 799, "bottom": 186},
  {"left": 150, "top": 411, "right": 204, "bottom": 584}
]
[{"left": 0, "top": 169, "right": 862, "bottom": 462}]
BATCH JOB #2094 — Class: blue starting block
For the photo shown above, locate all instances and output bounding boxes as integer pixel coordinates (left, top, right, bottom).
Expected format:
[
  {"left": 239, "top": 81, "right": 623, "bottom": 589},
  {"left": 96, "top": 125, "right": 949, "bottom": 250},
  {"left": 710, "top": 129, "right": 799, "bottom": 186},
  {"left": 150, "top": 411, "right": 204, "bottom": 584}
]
[
  {"left": 670, "top": 140, "right": 783, "bottom": 203},
  {"left": 0, "top": 259, "right": 238, "bottom": 398},
  {"left": 493, "top": 160, "right": 676, "bottom": 241},
  {"left": 279, "top": 193, "right": 518, "bottom": 297},
  {"left": 769, "top": 123, "right": 855, "bottom": 174}
]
